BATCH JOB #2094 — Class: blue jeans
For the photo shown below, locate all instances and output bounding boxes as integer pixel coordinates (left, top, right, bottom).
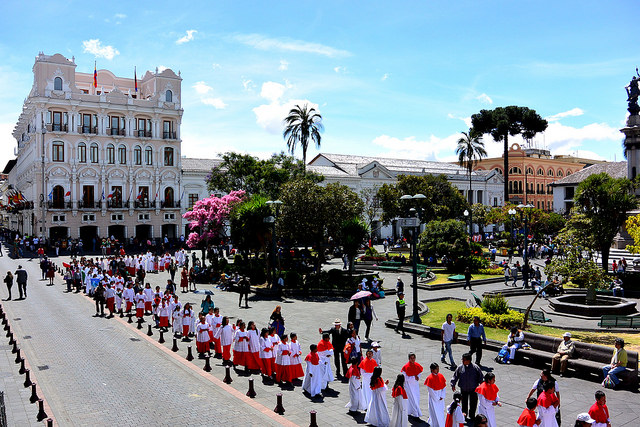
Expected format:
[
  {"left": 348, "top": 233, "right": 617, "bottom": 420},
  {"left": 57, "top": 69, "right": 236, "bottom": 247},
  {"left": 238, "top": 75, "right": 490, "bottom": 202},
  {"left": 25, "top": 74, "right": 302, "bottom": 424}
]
[
  {"left": 441, "top": 340, "right": 455, "bottom": 365},
  {"left": 602, "top": 365, "right": 625, "bottom": 385}
]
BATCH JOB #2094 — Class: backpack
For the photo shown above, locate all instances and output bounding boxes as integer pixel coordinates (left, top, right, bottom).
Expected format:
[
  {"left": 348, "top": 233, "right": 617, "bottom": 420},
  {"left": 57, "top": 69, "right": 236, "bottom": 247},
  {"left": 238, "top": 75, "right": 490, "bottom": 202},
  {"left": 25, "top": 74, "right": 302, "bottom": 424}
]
[
  {"left": 495, "top": 348, "right": 510, "bottom": 364},
  {"left": 602, "top": 376, "right": 615, "bottom": 389}
]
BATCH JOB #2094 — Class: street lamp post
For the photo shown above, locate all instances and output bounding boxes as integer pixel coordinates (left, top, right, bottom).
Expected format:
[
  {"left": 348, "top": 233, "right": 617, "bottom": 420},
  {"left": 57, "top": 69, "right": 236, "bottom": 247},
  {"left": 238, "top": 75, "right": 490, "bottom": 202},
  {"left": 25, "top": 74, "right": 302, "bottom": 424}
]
[
  {"left": 41, "top": 119, "right": 46, "bottom": 241},
  {"left": 399, "top": 193, "right": 426, "bottom": 324},
  {"left": 517, "top": 204, "right": 534, "bottom": 289},
  {"left": 508, "top": 208, "right": 516, "bottom": 260},
  {"left": 463, "top": 209, "right": 472, "bottom": 241},
  {"left": 265, "top": 200, "right": 283, "bottom": 287}
]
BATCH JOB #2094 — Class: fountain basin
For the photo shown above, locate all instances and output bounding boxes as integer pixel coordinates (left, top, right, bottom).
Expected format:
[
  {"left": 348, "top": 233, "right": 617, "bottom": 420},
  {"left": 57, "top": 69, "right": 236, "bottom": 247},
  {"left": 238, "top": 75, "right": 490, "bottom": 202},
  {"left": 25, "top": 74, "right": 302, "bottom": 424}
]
[{"left": 549, "top": 295, "right": 637, "bottom": 317}]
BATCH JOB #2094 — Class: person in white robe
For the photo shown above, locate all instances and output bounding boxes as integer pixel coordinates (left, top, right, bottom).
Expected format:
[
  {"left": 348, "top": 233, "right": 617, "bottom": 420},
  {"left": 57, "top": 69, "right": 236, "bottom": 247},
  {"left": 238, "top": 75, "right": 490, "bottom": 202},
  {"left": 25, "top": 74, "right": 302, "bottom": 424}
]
[
  {"left": 475, "top": 373, "right": 501, "bottom": 427},
  {"left": 400, "top": 353, "right": 423, "bottom": 418},
  {"left": 424, "top": 363, "right": 446, "bottom": 427},
  {"left": 302, "top": 344, "right": 323, "bottom": 397},
  {"left": 389, "top": 374, "right": 409, "bottom": 427},
  {"left": 364, "top": 367, "right": 390, "bottom": 427},
  {"left": 345, "top": 360, "right": 366, "bottom": 412}
]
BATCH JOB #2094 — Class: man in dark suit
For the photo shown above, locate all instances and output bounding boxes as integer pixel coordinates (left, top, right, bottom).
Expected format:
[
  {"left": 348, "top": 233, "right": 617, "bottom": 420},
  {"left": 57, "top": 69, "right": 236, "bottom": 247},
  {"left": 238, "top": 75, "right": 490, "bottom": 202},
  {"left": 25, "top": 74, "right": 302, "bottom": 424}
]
[{"left": 318, "top": 319, "right": 350, "bottom": 378}]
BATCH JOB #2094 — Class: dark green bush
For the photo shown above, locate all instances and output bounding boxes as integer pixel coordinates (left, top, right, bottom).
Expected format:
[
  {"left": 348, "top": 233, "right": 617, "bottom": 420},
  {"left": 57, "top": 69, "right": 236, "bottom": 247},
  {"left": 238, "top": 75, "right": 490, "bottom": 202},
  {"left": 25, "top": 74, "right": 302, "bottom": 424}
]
[{"left": 481, "top": 294, "right": 509, "bottom": 315}]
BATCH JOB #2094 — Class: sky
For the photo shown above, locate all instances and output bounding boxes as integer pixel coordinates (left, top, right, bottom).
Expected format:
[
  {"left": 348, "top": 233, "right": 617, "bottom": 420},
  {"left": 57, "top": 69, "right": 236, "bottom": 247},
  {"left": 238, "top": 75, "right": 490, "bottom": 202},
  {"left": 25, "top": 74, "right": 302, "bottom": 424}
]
[{"left": 0, "top": 1, "right": 637, "bottom": 168}]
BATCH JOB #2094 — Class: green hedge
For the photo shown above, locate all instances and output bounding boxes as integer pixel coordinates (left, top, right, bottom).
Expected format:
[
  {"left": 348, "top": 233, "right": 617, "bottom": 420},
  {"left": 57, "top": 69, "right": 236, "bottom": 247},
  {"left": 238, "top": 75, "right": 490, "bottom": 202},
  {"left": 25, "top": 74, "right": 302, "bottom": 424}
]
[{"left": 456, "top": 307, "right": 524, "bottom": 329}]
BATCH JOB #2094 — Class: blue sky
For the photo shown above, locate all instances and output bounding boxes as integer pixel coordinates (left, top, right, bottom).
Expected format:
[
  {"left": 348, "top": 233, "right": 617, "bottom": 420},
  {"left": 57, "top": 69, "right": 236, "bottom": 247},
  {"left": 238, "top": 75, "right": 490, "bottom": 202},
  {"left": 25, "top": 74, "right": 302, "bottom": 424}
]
[{"left": 0, "top": 1, "right": 636, "bottom": 167}]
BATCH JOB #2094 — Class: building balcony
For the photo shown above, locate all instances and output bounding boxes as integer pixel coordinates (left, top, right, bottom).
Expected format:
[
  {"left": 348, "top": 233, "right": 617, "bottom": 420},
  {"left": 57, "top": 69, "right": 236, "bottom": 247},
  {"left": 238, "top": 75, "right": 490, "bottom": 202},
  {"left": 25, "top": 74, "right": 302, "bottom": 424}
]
[
  {"left": 77, "top": 200, "right": 102, "bottom": 210},
  {"left": 109, "top": 128, "right": 126, "bottom": 136},
  {"left": 163, "top": 131, "right": 176, "bottom": 140},
  {"left": 134, "top": 200, "right": 156, "bottom": 209},
  {"left": 47, "top": 124, "right": 68, "bottom": 133},
  {"left": 78, "top": 125, "right": 98, "bottom": 134},
  {"left": 137, "top": 130, "right": 152, "bottom": 138},
  {"left": 47, "top": 201, "right": 72, "bottom": 210},
  {"left": 107, "top": 200, "right": 129, "bottom": 209},
  {"left": 160, "top": 200, "right": 181, "bottom": 209}
]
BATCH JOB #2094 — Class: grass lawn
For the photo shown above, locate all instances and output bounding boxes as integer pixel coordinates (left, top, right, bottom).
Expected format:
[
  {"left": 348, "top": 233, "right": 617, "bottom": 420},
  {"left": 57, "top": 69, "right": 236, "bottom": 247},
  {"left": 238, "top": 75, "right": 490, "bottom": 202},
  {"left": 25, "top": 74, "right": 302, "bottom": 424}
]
[
  {"left": 427, "top": 273, "right": 501, "bottom": 285},
  {"left": 420, "top": 299, "right": 640, "bottom": 351}
]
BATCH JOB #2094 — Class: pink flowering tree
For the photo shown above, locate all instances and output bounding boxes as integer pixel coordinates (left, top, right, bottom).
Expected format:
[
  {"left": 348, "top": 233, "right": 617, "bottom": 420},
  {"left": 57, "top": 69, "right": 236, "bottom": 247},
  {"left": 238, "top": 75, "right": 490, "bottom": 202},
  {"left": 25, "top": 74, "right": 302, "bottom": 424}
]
[{"left": 182, "top": 190, "right": 245, "bottom": 266}]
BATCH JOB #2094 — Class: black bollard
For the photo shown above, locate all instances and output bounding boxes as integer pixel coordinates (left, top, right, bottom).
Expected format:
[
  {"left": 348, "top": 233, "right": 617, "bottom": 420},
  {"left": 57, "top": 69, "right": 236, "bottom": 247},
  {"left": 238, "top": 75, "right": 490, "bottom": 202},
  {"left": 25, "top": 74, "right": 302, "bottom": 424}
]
[
  {"left": 137, "top": 318, "right": 143, "bottom": 329},
  {"left": 8, "top": 332, "right": 14, "bottom": 346},
  {"left": 309, "top": 410, "right": 318, "bottom": 427},
  {"left": 203, "top": 355, "right": 212, "bottom": 372},
  {"left": 127, "top": 312, "right": 133, "bottom": 323},
  {"left": 47, "top": 418, "right": 53, "bottom": 427},
  {"left": 246, "top": 378, "right": 256, "bottom": 398},
  {"left": 119, "top": 309, "right": 124, "bottom": 318},
  {"left": 30, "top": 382, "right": 38, "bottom": 403},
  {"left": 12, "top": 339, "right": 18, "bottom": 354},
  {"left": 23, "top": 368, "right": 31, "bottom": 388},
  {"left": 15, "top": 348, "right": 21, "bottom": 364},
  {"left": 274, "top": 393, "right": 285, "bottom": 415},
  {"left": 19, "top": 357, "right": 25, "bottom": 374},
  {"left": 171, "top": 338, "right": 179, "bottom": 352},
  {"left": 147, "top": 324, "right": 153, "bottom": 336},
  {"left": 186, "top": 345, "right": 194, "bottom": 361},
  {"left": 36, "top": 399, "right": 47, "bottom": 422},
  {"left": 5, "top": 324, "right": 11, "bottom": 336},
  {"left": 158, "top": 330, "right": 165, "bottom": 344},
  {"left": 223, "top": 365, "right": 233, "bottom": 384}
]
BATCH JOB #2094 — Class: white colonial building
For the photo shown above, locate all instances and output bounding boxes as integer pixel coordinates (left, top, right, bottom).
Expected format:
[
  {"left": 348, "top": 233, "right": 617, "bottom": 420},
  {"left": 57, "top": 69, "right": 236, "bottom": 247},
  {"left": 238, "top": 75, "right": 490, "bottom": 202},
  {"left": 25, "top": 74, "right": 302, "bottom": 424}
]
[
  {"left": 307, "top": 153, "right": 504, "bottom": 239},
  {"left": 7, "top": 52, "right": 184, "bottom": 243}
]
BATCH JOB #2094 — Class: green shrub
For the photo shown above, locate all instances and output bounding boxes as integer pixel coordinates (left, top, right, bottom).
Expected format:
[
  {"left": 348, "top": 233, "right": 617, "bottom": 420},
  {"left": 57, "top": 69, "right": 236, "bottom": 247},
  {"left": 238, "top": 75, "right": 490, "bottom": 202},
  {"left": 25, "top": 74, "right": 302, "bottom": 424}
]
[
  {"left": 481, "top": 294, "right": 509, "bottom": 315},
  {"left": 456, "top": 307, "right": 524, "bottom": 329},
  {"left": 477, "top": 268, "right": 503, "bottom": 276},
  {"left": 233, "top": 253, "right": 244, "bottom": 266}
]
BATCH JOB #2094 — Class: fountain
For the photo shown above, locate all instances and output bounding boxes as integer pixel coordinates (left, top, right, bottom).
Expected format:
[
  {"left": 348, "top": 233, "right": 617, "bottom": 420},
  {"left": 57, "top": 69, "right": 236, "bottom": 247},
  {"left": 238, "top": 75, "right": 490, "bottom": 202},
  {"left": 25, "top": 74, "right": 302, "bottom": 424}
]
[{"left": 549, "top": 295, "right": 637, "bottom": 317}]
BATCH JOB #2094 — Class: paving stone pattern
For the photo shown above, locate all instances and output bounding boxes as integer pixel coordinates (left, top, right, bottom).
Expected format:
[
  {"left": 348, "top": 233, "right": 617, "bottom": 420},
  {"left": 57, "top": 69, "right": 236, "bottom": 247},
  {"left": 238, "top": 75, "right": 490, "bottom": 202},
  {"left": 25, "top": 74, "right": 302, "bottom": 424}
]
[{"left": 1, "top": 252, "right": 639, "bottom": 426}]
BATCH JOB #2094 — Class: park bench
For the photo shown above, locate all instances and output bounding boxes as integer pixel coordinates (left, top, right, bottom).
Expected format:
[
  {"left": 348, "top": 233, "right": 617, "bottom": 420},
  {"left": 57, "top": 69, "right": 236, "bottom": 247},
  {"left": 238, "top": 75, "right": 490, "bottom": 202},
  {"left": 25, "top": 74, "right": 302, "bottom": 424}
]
[
  {"left": 471, "top": 293, "right": 483, "bottom": 307},
  {"left": 598, "top": 315, "right": 640, "bottom": 329},
  {"left": 509, "top": 306, "right": 552, "bottom": 323},
  {"left": 378, "top": 260, "right": 402, "bottom": 271},
  {"left": 515, "top": 332, "right": 639, "bottom": 389}
]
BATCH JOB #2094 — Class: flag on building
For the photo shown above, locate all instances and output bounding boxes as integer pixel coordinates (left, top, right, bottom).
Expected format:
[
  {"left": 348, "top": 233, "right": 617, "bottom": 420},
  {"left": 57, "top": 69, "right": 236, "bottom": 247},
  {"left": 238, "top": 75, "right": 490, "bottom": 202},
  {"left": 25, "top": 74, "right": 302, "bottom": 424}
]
[
  {"left": 180, "top": 189, "right": 184, "bottom": 201},
  {"left": 48, "top": 190, "right": 53, "bottom": 201},
  {"left": 93, "top": 61, "right": 97, "bottom": 88},
  {"left": 154, "top": 189, "right": 159, "bottom": 200},
  {"left": 101, "top": 188, "right": 105, "bottom": 200},
  {"left": 107, "top": 191, "right": 114, "bottom": 199},
  {"left": 136, "top": 189, "right": 144, "bottom": 200},
  {"left": 65, "top": 191, "right": 71, "bottom": 197},
  {"left": 134, "top": 66, "right": 138, "bottom": 92},
  {"left": 128, "top": 187, "right": 133, "bottom": 201}
]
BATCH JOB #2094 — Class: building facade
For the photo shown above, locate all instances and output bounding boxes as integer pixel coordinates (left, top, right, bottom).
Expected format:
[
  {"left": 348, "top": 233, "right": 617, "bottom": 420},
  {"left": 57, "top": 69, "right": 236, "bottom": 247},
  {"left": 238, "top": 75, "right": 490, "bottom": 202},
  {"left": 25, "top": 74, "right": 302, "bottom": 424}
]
[
  {"left": 307, "top": 153, "right": 504, "bottom": 239},
  {"left": 472, "top": 144, "right": 601, "bottom": 210},
  {"left": 7, "top": 52, "right": 183, "bottom": 243}
]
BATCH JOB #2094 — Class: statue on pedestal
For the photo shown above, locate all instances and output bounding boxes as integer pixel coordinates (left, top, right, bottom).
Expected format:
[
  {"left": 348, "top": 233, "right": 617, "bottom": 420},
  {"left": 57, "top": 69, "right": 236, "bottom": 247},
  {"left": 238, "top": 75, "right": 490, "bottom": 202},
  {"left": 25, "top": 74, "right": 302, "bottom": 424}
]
[{"left": 626, "top": 70, "right": 640, "bottom": 115}]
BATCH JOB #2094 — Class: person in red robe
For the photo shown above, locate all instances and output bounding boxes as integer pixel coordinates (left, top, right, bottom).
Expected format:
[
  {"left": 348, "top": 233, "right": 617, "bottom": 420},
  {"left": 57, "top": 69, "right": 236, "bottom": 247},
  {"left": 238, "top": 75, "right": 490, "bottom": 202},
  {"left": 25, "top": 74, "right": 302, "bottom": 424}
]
[
  {"left": 424, "top": 362, "right": 447, "bottom": 426},
  {"left": 401, "top": 353, "right": 424, "bottom": 418},
  {"left": 517, "top": 397, "right": 539, "bottom": 427},
  {"left": 588, "top": 390, "right": 610, "bottom": 427},
  {"left": 445, "top": 392, "right": 465, "bottom": 427}
]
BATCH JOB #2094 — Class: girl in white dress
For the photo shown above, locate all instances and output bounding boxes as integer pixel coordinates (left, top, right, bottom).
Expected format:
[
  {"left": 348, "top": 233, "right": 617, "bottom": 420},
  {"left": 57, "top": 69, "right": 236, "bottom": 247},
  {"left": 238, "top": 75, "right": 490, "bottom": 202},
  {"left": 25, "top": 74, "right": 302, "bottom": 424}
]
[
  {"left": 364, "top": 367, "right": 390, "bottom": 427},
  {"left": 475, "top": 373, "right": 502, "bottom": 427},
  {"left": 389, "top": 374, "right": 408, "bottom": 427},
  {"left": 345, "top": 359, "right": 366, "bottom": 413}
]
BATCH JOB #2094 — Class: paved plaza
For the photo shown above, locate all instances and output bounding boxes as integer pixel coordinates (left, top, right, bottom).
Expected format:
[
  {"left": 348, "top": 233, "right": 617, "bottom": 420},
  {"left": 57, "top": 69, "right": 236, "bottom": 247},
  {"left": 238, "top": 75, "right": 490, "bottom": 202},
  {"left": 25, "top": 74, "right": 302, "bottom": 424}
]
[{"left": 0, "top": 251, "right": 638, "bottom": 426}]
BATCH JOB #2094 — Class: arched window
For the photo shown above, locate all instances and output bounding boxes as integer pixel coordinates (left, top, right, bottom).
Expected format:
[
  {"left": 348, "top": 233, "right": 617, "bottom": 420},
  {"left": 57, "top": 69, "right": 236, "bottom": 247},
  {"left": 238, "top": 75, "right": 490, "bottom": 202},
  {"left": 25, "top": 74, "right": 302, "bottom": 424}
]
[
  {"left": 52, "top": 185, "right": 65, "bottom": 209},
  {"left": 118, "top": 145, "right": 127, "bottom": 164},
  {"left": 163, "top": 147, "right": 174, "bottom": 166},
  {"left": 90, "top": 143, "right": 99, "bottom": 163},
  {"left": 54, "top": 77, "right": 63, "bottom": 91},
  {"left": 494, "top": 167, "right": 503, "bottom": 175},
  {"left": 537, "top": 168, "right": 544, "bottom": 176},
  {"left": 166, "top": 90, "right": 173, "bottom": 102},
  {"left": 567, "top": 170, "right": 572, "bottom": 176},
  {"left": 145, "top": 147, "right": 153, "bottom": 165},
  {"left": 164, "top": 187, "right": 174, "bottom": 208},
  {"left": 526, "top": 167, "right": 534, "bottom": 175},
  {"left": 557, "top": 170, "right": 564, "bottom": 177},
  {"left": 548, "top": 169, "right": 554, "bottom": 177},
  {"left": 52, "top": 141, "right": 64, "bottom": 162},
  {"left": 134, "top": 145, "right": 142, "bottom": 165},
  {"left": 107, "top": 144, "right": 115, "bottom": 164},
  {"left": 78, "top": 142, "right": 86, "bottom": 163}
]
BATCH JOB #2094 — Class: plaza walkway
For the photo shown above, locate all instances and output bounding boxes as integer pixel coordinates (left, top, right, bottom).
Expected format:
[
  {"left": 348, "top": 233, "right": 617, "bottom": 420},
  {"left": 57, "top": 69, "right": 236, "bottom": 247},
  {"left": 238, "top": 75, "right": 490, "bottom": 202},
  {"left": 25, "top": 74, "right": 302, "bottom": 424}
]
[{"left": 0, "top": 251, "right": 638, "bottom": 426}]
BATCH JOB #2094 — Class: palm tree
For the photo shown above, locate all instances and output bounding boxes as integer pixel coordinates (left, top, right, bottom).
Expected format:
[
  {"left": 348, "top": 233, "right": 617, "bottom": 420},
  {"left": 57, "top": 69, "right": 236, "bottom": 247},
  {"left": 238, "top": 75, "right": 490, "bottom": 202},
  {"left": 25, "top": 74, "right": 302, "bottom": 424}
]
[
  {"left": 456, "top": 128, "right": 487, "bottom": 205},
  {"left": 282, "top": 104, "right": 323, "bottom": 172}
]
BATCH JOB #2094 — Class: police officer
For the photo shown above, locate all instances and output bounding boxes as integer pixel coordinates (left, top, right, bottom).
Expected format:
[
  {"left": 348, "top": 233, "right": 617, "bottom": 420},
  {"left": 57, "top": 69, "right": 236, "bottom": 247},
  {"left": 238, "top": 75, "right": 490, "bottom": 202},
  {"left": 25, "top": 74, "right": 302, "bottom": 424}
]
[{"left": 395, "top": 292, "right": 406, "bottom": 335}]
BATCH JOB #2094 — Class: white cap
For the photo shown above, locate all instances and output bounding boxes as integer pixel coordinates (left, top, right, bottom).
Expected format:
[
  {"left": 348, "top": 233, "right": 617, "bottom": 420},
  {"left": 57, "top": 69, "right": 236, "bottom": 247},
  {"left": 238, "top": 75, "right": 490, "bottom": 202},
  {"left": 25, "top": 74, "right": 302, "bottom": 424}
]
[
  {"left": 371, "top": 341, "right": 380, "bottom": 348},
  {"left": 563, "top": 332, "right": 571, "bottom": 338},
  {"left": 576, "top": 413, "right": 595, "bottom": 423}
]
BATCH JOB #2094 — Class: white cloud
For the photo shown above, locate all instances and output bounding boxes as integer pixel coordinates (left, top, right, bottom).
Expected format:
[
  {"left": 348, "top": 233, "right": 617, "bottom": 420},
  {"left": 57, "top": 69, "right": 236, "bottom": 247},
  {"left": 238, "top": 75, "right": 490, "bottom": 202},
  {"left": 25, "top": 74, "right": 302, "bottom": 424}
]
[
  {"left": 193, "top": 81, "right": 212, "bottom": 94},
  {"left": 234, "top": 34, "right": 350, "bottom": 58},
  {"left": 242, "top": 79, "right": 256, "bottom": 91},
  {"left": 381, "top": 73, "right": 390, "bottom": 81},
  {"left": 278, "top": 60, "right": 289, "bottom": 71},
  {"left": 447, "top": 113, "right": 472, "bottom": 128},
  {"left": 260, "top": 81, "right": 286, "bottom": 103},
  {"left": 114, "top": 13, "right": 126, "bottom": 19},
  {"left": 212, "top": 63, "right": 221, "bottom": 70},
  {"left": 372, "top": 134, "right": 462, "bottom": 162},
  {"left": 476, "top": 93, "right": 493, "bottom": 104},
  {"left": 202, "top": 97, "right": 227, "bottom": 109},
  {"left": 334, "top": 66, "right": 346, "bottom": 74},
  {"left": 82, "top": 39, "right": 120, "bottom": 60},
  {"left": 252, "top": 81, "right": 319, "bottom": 134},
  {"left": 0, "top": 123, "right": 16, "bottom": 169},
  {"left": 546, "top": 107, "right": 584, "bottom": 122},
  {"left": 176, "top": 30, "right": 197, "bottom": 45},
  {"left": 157, "top": 65, "right": 168, "bottom": 73}
]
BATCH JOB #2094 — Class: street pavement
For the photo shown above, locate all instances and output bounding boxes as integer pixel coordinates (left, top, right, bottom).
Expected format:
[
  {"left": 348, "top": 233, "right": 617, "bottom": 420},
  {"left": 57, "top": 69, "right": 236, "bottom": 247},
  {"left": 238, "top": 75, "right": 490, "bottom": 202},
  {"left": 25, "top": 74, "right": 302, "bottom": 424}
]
[{"left": 0, "top": 251, "right": 638, "bottom": 426}]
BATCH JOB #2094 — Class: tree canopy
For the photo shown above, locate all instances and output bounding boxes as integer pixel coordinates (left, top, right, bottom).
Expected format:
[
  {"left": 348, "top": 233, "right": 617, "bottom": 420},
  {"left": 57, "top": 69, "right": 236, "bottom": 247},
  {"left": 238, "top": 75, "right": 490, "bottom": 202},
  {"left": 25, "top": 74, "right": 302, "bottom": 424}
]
[
  {"left": 207, "top": 152, "right": 323, "bottom": 200},
  {"left": 376, "top": 174, "right": 467, "bottom": 225},
  {"left": 471, "top": 106, "right": 548, "bottom": 204},
  {"left": 229, "top": 195, "right": 272, "bottom": 254},
  {"left": 574, "top": 173, "right": 636, "bottom": 271},
  {"left": 282, "top": 104, "right": 323, "bottom": 171}
]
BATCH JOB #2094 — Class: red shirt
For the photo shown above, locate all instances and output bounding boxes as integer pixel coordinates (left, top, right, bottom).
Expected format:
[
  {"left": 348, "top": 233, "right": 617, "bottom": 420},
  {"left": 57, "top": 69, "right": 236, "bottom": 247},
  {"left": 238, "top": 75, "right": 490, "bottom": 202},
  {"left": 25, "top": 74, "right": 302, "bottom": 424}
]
[
  {"left": 317, "top": 340, "right": 334, "bottom": 352},
  {"left": 424, "top": 372, "right": 447, "bottom": 390},
  {"left": 304, "top": 352, "right": 319, "bottom": 365},
  {"left": 359, "top": 357, "right": 378, "bottom": 373},
  {"left": 401, "top": 361, "right": 423, "bottom": 377},
  {"left": 475, "top": 382, "right": 499, "bottom": 401},
  {"left": 537, "top": 390, "right": 559, "bottom": 409},
  {"left": 345, "top": 365, "right": 361, "bottom": 379},
  {"left": 588, "top": 402, "right": 610, "bottom": 423},
  {"left": 371, "top": 377, "right": 384, "bottom": 390},
  {"left": 392, "top": 385, "right": 408, "bottom": 399},
  {"left": 517, "top": 408, "right": 537, "bottom": 427}
]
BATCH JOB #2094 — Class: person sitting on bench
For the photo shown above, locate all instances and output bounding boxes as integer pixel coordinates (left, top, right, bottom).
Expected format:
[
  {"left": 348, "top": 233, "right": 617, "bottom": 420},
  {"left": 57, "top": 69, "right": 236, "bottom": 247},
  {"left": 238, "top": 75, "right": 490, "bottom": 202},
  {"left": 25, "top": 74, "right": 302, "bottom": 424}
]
[{"left": 551, "top": 332, "right": 575, "bottom": 377}]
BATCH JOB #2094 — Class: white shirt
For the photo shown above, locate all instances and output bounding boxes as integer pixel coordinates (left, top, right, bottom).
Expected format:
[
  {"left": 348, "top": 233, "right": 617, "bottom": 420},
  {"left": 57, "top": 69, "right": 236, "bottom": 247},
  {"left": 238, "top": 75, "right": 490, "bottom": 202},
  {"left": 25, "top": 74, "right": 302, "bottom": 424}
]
[{"left": 442, "top": 321, "right": 456, "bottom": 342}]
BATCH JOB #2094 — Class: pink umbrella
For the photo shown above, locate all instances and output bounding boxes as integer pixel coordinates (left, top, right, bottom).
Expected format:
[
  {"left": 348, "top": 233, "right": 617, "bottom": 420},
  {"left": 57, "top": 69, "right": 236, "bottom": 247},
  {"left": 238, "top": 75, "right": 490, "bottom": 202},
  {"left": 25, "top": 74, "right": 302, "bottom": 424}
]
[{"left": 351, "top": 290, "right": 372, "bottom": 300}]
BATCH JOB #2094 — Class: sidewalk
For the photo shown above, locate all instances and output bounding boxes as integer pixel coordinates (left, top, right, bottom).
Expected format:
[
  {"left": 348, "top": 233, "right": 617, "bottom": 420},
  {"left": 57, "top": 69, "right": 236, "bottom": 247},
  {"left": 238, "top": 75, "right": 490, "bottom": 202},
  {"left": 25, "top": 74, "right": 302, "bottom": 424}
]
[{"left": 0, "top": 338, "right": 40, "bottom": 426}]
